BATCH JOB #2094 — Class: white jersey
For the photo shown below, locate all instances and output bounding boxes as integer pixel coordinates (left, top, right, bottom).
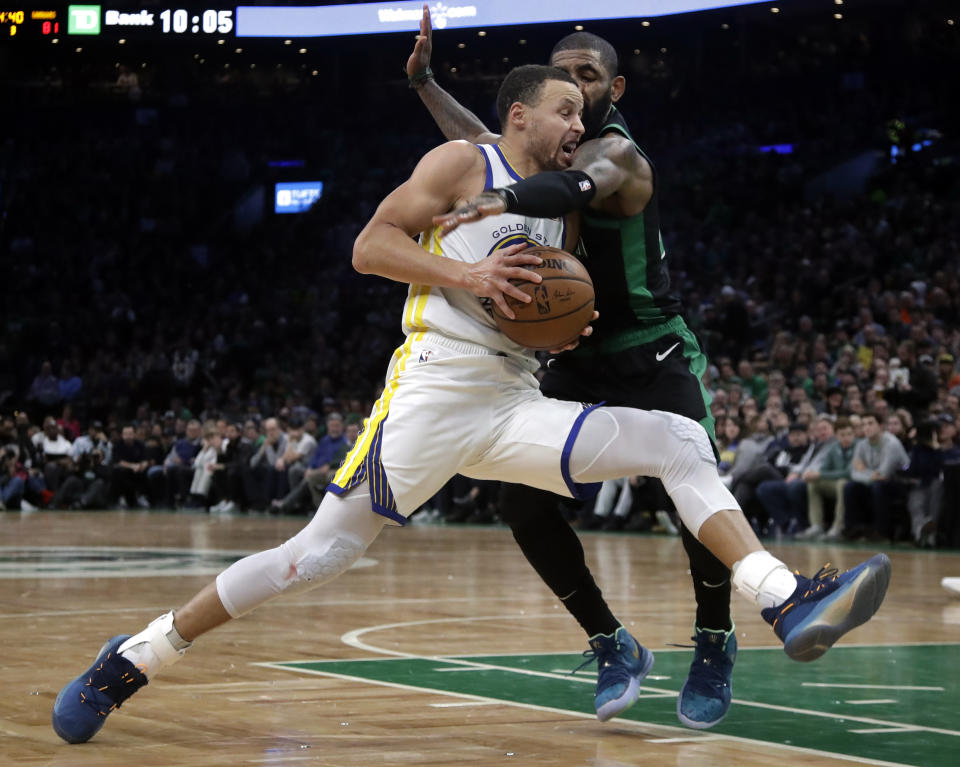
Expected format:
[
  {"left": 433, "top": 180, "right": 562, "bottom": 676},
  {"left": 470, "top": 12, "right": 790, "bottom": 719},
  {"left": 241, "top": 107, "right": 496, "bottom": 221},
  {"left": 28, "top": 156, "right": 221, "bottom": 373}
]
[{"left": 402, "top": 142, "right": 568, "bottom": 360}]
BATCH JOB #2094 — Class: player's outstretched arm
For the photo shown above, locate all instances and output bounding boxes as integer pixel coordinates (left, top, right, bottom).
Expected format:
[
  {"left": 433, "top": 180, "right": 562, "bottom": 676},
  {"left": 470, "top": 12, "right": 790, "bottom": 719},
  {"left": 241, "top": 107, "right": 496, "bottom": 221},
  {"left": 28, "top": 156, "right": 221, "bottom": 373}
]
[
  {"left": 353, "top": 142, "right": 542, "bottom": 318},
  {"left": 407, "top": 4, "right": 500, "bottom": 144},
  {"left": 433, "top": 135, "right": 651, "bottom": 236},
  {"left": 433, "top": 136, "right": 653, "bottom": 235}
]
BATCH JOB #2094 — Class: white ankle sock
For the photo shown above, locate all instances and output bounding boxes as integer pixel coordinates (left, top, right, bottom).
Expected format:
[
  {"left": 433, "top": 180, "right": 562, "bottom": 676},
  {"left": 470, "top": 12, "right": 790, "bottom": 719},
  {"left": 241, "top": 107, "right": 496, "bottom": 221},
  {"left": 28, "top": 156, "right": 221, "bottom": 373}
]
[
  {"left": 731, "top": 551, "right": 798, "bottom": 609},
  {"left": 118, "top": 611, "right": 192, "bottom": 679}
]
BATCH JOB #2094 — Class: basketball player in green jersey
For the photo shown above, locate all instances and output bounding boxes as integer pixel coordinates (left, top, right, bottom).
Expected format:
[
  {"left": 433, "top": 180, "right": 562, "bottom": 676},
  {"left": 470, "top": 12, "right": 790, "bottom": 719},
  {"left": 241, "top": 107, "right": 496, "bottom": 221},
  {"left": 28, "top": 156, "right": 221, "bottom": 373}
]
[{"left": 407, "top": 8, "right": 734, "bottom": 728}]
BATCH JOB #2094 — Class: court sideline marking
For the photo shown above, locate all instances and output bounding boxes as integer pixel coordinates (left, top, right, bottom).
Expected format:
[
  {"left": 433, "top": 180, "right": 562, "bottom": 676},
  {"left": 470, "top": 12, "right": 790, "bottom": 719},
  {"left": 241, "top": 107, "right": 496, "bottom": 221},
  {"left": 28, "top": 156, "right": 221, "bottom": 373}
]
[{"left": 256, "top": 662, "right": 918, "bottom": 767}]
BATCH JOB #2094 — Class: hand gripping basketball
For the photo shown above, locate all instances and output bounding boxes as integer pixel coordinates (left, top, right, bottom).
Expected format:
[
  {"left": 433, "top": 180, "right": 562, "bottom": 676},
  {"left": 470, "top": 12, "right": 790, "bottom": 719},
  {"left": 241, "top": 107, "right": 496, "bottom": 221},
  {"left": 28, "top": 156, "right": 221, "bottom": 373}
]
[
  {"left": 462, "top": 242, "right": 544, "bottom": 319},
  {"left": 489, "top": 246, "right": 596, "bottom": 351}
]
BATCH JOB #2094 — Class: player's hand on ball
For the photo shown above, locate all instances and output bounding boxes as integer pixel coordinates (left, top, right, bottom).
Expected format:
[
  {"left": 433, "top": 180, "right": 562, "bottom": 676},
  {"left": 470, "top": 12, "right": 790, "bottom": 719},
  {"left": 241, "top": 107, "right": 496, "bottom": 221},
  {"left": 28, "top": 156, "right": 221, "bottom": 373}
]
[
  {"left": 434, "top": 192, "right": 507, "bottom": 237},
  {"left": 549, "top": 311, "right": 599, "bottom": 353},
  {"left": 463, "top": 242, "right": 542, "bottom": 320},
  {"left": 405, "top": 4, "right": 433, "bottom": 79}
]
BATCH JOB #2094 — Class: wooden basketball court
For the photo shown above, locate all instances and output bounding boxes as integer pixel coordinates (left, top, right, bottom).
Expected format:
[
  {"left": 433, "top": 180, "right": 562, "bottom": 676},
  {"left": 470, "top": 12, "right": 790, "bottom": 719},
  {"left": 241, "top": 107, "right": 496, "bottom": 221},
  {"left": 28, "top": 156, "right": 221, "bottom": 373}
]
[{"left": 2, "top": 510, "right": 958, "bottom": 766}]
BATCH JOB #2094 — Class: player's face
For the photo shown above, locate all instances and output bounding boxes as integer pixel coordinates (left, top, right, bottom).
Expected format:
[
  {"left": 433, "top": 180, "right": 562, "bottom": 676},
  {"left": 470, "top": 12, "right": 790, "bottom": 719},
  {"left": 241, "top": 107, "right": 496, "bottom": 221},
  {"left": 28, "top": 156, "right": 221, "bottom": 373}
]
[
  {"left": 525, "top": 79, "right": 584, "bottom": 171},
  {"left": 550, "top": 49, "right": 614, "bottom": 141}
]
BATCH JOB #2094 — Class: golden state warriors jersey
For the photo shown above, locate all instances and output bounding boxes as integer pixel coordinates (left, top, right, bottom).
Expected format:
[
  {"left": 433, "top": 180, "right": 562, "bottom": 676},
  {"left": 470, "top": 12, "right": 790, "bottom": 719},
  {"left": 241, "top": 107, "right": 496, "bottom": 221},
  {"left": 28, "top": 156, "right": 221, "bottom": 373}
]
[{"left": 402, "top": 142, "right": 568, "bottom": 358}]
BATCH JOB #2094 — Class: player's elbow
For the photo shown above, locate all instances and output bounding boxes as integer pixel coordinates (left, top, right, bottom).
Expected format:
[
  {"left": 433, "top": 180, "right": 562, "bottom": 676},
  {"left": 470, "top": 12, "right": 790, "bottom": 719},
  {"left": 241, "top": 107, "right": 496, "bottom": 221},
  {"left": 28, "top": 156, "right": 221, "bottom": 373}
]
[{"left": 352, "top": 230, "right": 375, "bottom": 274}]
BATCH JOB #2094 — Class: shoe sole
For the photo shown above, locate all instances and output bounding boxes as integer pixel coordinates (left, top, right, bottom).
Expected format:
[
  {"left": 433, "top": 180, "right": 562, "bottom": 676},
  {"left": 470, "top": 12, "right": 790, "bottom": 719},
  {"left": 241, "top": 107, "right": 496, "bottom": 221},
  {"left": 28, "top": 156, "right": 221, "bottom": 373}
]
[
  {"left": 52, "top": 635, "right": 130, "bottom": 743},
  {"left": 783, "top": 554, "right": 891, "bottom": 662},
  {"left": 596, "top": 648, "right": 655, "bottom": 722},
  {"left": 676, "top": 677, "right": 732, "bottom": 730}
]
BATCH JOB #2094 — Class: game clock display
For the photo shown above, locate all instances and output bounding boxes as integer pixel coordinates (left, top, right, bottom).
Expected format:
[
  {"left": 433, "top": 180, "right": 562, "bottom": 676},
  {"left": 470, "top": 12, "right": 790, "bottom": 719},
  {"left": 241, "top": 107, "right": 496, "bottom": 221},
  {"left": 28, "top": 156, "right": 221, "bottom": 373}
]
[
  {"left": 158, "top": 8, "right": 234, "bottom": 35},
  {"left": 1, "top": 6, "right": 235, "bottom": 38}
]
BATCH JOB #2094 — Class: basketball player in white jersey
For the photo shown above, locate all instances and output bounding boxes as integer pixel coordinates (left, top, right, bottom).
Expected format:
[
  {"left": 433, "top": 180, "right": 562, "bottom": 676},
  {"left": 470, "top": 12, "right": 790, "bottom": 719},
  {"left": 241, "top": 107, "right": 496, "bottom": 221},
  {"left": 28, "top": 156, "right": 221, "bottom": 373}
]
[{"left": 53, "top": 65, "right": 891, "bottom": 743}]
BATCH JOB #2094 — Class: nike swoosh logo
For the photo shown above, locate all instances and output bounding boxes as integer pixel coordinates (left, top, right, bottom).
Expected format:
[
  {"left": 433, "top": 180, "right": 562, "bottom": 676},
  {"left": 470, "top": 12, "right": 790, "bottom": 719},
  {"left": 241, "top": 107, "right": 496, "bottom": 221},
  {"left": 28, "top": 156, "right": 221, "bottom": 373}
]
[{"left": 655, "top": 342, "right": 680, "bottom": 362}]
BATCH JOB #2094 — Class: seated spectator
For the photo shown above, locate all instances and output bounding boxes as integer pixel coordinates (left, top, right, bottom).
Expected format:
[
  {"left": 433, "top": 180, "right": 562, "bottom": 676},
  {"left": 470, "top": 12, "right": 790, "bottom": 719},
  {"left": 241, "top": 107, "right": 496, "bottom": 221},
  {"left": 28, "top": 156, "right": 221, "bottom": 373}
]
[
  {"left": 939, "top": 353, "right": 959, "bottom": 391},
  {"left": 842, "top": 412, "right": 910, "bottom": 541},
  {"left": 885, "top": 411, "right": 910, "bottom": 447},
  {"left": 52, "top": 420, "right": 112, "bottom": 509},
  {"left": 270, "top": 413, "right": 344, "bottom": 514},
  {"left": 717, "top": 416, "right": 742, "bottom": 474},
  {"left": 211, "top": 420, "right": 259, "bottom": 513},
  {"left": 938, "top": 415, "right": 960, "bottom": 462},
  {"left": 756, "top": 418, "right": 835, "bottom": 537},
  {"left": 57, "top": 404, "right": 82, "bottom": 441},
  {"left": 739, "top": 397, "right": 759, "bottom": 423},
  {"left": 32, "top": 416, "right": 74, "bottom": 497},
  {"left": 244, "top": 417, "right": 287, "bottom": 510},
  {"left": 148, "top": 419, "right": 202, "bottom": 508},
  {"left": 822, "top": 386, "right": 845, "bottom": 417},
  {"left": 110, "top": 425, "right": 149, "bottom": 509},
  {"left": 849, "top": 412, "right": 864, "bottom": 440},
  {"left": 737, "top": 360, "right": 767, "bottom": 403},
  {"left": 332, "top": 418, "right": 360, "bottom": 465},
  {"left": 797, "top": 417, "right": 856, "bottom": 541},
  {"left": 899, "top": 420, "right": 944, "bottom": 548},
  {"left": 187, "top": 426, "right": 223, "bottom": 508},
  {"left": 4, "top": 425, "right": 46, "bottom": 511},
  {"left": 725, "top": 415, "right": 777, "bottom": 530},
  {"left": 446, "top": 477, "right": 501, "bottom": 524},
  {"left": 0, "top": 446, "right": 27, "bottom": 510},
  {"left": 276, "top": 416, "right": 317, "bottom": 496},
  {"left": 587, "top": 476, "right": 638, "bottom": 531}
]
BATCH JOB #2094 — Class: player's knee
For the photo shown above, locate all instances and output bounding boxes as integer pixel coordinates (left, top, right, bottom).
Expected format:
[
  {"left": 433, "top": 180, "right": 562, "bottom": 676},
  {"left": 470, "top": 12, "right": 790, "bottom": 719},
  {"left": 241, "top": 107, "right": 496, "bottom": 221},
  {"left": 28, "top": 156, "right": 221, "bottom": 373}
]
[
  {"left": 283, "top": 531, "right": 367, "bottom": 589},
  {"left": 296, "top": 535, "right": 366, "bottom": 583},
  {"left": 651, "top": 410, "right": 716, "bottom": 471}
]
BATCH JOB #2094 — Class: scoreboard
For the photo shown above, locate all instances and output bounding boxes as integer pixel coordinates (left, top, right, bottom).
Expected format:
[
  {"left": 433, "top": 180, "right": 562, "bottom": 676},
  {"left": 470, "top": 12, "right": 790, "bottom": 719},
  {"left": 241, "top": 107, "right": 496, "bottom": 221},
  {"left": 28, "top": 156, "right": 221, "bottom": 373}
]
[
  {"left": 0, "top": 2, "right": 771, "bottom": 41},
  {"left": 0, "top": 6, "right": 235, "bottom": 39}
]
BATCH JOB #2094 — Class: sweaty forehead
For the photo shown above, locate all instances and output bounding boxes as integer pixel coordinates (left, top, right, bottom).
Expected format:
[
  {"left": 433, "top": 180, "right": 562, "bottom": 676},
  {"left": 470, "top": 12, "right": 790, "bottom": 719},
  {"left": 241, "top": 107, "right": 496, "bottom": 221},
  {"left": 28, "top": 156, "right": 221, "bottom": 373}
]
[
  {"left": 550, "top": 49, "right": 606, "bottom": 75},
  {"left": 540, "top": 78, "right": 583, "bottom": 106}
]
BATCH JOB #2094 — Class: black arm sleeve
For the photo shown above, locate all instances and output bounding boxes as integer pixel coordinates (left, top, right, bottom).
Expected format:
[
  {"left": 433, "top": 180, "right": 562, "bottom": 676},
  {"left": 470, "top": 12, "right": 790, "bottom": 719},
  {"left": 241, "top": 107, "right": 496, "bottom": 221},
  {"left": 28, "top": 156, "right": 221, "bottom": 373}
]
[{"left": 494, "top": 170, "right": 597, "bottom": 218}]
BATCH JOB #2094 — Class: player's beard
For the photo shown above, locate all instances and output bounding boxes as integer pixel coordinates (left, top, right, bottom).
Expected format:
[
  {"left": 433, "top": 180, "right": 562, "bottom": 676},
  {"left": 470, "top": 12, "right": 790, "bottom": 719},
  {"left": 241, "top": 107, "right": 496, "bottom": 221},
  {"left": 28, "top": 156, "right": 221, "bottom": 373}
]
[
  {"left": 582, "top": 88, "right": 614, "bottom": 141},
  {"left": 530, "top": 133, "right": 567, "bottom": 172}
]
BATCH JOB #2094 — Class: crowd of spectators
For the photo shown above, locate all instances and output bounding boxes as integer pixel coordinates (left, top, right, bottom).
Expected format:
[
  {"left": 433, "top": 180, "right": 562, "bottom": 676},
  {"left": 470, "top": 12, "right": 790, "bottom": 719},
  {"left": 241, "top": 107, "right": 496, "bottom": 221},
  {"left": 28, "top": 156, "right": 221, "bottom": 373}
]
[
  {"left": 2, "top": 3, "right": 959, "bottom": 544},
  {"left": 0, "top": 408, "right": 361, "bottom": 515}
]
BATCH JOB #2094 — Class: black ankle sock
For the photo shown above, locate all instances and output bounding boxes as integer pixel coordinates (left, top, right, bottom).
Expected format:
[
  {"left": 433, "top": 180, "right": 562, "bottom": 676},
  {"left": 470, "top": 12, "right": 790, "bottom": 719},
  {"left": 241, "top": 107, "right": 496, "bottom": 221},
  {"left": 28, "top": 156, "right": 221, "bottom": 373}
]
[
  {"left": 693, "top": 578, "right": 733, "bottom": 632},
  {"left": 561, "top": 574, "right": 621, "bottom": 637}
]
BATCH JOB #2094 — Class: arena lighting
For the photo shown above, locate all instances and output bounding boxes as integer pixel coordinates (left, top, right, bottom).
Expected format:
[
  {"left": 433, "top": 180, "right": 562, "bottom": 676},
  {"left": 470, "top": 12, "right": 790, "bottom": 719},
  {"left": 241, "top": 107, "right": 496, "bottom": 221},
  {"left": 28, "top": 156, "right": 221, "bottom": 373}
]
[{"left": 235, "top": 1, "right": 771, "bottom": 38}]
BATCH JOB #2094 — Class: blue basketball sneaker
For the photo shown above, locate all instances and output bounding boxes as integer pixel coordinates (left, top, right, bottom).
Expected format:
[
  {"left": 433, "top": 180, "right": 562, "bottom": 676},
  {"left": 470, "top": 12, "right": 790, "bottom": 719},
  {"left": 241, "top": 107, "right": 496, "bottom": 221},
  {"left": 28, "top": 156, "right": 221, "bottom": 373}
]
[
  {"left": 574, "top": 626, "right": 655, "bottom": 721},
  {"left": 52, "top": 635, "right": 148, "bottom": 743},
  {"left": 677, "top": 625, "right": 737, "bottom": 729},
  {"left": 762, "top": 554, "right": 892, "bottom": 662}
]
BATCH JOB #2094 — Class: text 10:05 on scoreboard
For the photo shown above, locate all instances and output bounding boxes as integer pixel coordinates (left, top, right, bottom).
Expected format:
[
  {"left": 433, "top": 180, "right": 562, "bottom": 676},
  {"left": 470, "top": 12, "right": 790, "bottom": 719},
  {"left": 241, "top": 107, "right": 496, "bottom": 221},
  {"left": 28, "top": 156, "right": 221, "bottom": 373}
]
[{"left": 159, "top": 9, "right": 233, "bottom": 35}]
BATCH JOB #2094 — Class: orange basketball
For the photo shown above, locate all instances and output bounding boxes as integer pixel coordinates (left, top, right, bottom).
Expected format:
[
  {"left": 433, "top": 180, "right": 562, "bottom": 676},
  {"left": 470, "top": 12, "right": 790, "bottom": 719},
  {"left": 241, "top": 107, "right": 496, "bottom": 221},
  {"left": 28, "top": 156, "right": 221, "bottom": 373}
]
[{"left": 491, "top": 246, "right": 595, "bottom": 351}]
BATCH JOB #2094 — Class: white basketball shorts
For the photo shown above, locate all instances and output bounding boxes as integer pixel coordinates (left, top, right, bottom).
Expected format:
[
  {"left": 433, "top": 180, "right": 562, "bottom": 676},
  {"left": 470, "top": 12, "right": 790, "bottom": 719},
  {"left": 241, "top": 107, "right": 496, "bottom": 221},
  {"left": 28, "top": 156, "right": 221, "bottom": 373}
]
[{"left": 328, "top": 331, "right": 600, "bottom": 524}]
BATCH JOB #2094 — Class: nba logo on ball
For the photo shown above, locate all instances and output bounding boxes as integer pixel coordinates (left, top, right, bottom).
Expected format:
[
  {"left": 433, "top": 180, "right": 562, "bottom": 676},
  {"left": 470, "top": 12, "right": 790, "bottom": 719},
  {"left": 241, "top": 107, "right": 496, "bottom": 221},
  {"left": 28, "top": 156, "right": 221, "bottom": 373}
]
[
  {"left": 534, "top": 285, "right": 551, "bottom": 315},
  {"left": 492, "top": 246, "right": 595, "bottom": 351}
]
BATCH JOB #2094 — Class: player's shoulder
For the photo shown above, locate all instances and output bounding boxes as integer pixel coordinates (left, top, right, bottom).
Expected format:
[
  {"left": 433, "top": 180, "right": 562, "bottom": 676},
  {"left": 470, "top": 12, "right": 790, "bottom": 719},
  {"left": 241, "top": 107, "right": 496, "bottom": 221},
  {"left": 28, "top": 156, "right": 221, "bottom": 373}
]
[
  {"left": 428, "top": 139, "right": 486, "bottom": 163},
  {"left": 417, "top": 140, "right": 487, "bottom": 177},
  {"left": 598, "top": 131, "right": 649, "bottom": 169}
]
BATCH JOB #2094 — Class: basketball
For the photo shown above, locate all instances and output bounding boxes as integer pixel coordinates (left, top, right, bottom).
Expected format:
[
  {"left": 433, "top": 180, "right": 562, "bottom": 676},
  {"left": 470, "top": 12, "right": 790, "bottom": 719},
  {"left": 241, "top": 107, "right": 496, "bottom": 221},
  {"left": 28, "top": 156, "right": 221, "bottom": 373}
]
[{"left": 491, "top": 246, "right": 595, "bottom": 351}]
